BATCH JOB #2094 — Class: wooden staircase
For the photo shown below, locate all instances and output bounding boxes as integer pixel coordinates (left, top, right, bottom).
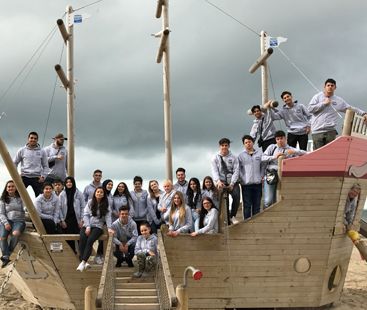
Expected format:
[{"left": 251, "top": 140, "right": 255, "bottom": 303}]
[{"left": 114, "top": 267, "right": 160, "bottom": 310}]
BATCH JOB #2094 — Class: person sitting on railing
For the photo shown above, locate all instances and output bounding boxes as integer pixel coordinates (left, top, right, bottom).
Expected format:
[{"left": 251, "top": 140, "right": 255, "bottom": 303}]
[
  {"left": 157, "top": 180, "right": 176, "bottom": 224},
  {"left": 186, "top": 177, "right": 202, "bottom": 232},
  {"left": 77, "top": 187, "right": 113, "bottom": 272},
  {"left": 308, "top": 78, "right": 367, "bottom": 150},
  {"left": 59, "top": 176, "right": 85, "bottom": 253},
  {"left": 0, "top": 180, "right": 26, "bottom": 268},
  {"left": 34, "top": 182, "right": 60, "bottom": 234},
  {"left": 167, "top": 191, "right": 192, "bottom": 237},
  {"left": 111, "top": 205, "right": 138, "bottom": 268},
  {"left": 344, "top": 183, "right": 362, "bottom": 232},
  {"left": 133, "top": 221, "right": 158, "bottom": 278},
  {"left": 190, "top": 197, "right": 218, "bottom": 236},
  {"left": 201, "top": 176, "right": 219, "bottom": 208},
  {"left": 262, "top": 130, "right": 307, "bottom": 209}
]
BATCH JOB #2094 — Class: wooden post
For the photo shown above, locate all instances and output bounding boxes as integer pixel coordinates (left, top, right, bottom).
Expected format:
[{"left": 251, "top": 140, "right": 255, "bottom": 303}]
[
  {"left": 155, "top": 0, "right": 173, "bottom": 181},
  {"left": 0, "top": 137, "right": 46, "bottom": 235},
  {"left": 55, "top": 6, "right": 75, "bottom": 178},
  {"left": 176, "top": 284, "right": 188, "bottom": 310},
  {"left": 260, "top": 31, "right": 268, "bottom": 105},
  {"left": 342, "top": 109, "right": 355, "bottom": 136},
  {"left": 84, "top": 285, "right": 97, "bottom": 310},
  {"left": 66, "top": 5, "right": 75, "bottom": 177}
]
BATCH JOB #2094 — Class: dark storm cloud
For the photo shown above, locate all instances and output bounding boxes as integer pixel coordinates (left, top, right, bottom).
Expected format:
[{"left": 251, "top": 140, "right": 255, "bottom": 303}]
[{"left": 0, "top": 0, "right": 367, "bottom": 182}]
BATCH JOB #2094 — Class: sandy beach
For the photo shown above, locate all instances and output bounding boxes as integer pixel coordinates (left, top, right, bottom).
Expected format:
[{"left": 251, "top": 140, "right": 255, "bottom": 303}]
[{"left": 0, "top": 247, "right": 366, "bottom": 309}]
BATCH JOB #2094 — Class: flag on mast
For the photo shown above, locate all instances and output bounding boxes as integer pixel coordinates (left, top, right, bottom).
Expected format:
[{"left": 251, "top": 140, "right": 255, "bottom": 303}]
[
  {"left": 265, "top": 37, "right": 288, "bottom": 48},
  {"left": 72, "top": 13, "right": 91, "bottom": 24}
]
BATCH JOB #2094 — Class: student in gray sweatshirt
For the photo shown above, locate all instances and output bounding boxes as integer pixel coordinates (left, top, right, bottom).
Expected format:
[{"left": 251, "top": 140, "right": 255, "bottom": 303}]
[
  {"left": 111, "top": 205, "right": 138, "bottom": 268},
  {"left": 191, "top": 196, "right": 219, "bottom": 236},
  {"left": 77, "top": 187, "right": 113, "bottom": 272},
  {"left": 133, "top": 221, "right": 158, "bottom": 278},
  {"left": 0, "top": 181, "right": 26, "bottom": 268},
  {"left": 34, "top": 182, "right": 60, "bottom": 234},
  {"left": 13, "top": 131, "right": 49, "bottom": 197}
]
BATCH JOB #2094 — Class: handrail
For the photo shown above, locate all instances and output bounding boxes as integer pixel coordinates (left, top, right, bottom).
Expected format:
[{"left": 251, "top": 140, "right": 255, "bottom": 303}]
[
  {"left": 95, "top": 233, "right": 115, "bottom": 310},
  {"left": 156, "top": 230, "right": 178, "bottom": 309},
  {"left": 351, "top": 113, "right": 367, "bottom": 138}
]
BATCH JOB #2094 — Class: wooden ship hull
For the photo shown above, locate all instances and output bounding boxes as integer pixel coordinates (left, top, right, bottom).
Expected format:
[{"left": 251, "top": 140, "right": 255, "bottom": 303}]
[
  {"left": 161, "top": 135, "right": 367, "bottom": 309},
  {"left": 1, "top": 112, "right": 367, "bottom": 310}
]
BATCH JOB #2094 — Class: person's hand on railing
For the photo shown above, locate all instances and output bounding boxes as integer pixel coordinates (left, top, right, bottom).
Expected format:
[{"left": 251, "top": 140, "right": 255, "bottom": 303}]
[
  {"left": 108, "top": 228, "right": 114, "bottom": 235},
  {"left": 363, "top": 114, "right": 367, "bottom": 123}
]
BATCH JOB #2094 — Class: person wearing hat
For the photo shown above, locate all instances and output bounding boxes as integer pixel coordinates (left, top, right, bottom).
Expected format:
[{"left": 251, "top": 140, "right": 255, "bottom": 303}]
[
  {"left": 43, "top": 133, "right": 68, "bottom": 183},
  {"left": 210, "top": 138, "right": 240, "bottom": 225}
]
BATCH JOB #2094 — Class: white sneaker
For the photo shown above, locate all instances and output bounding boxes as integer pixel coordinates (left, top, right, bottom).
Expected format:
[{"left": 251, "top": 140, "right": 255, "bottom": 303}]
[
  {"left": 76, "top": 261, "right": 85, "bottom": 272},
  {"left": 231, "top": 216, "right": 239, "bottom": 224},
  {"left": 94, "top": 255, "right": 104, "bottom": 265},
  {"left": 84, "top": 262, "right": 91, "bottom": 270}
]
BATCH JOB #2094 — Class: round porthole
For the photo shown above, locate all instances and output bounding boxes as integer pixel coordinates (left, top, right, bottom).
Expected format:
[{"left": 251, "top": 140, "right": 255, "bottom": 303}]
[
  {"left": 328, "top": 265, "right": 342, "bottom": 291},
  {"left": 294, "top": 257, "right": 311, "bottom": 273}
]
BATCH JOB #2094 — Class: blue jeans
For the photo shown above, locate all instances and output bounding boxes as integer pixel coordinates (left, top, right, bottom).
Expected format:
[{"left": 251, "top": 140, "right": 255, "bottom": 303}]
[
  {"left": 0, "top": 220, "right": 26, "bottom": 258},
  {"left": 241, "top": 183, "right": 262, "bottom": 219},
  {"left": 263, "top": 181, "right": 277, "bottom": 209}
]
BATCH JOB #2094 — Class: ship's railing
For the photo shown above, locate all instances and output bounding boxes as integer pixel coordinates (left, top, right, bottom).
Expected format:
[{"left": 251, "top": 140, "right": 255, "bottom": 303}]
[
  {"left": 156, "top": 230, "right": 178, "bottom": 310},
  {"left": 96, "top": 234, "right": 115, "bottom": 310},
  {"left": 343, "top": 109, "right": 367, "bottom": 138},
  {"left": 351, "top": 113, "right": 367, "bottom": 138}
]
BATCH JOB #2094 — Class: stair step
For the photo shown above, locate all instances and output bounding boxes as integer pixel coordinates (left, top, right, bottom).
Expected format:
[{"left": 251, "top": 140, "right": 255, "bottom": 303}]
[
  {"left": 114, "top": 303, "right": 160, "bottom": 310},
  {"left": 115, "top": 296, "right": 159, "bottom": 303},
  {"left": 115, "top": 276, "right": 155, "bottom": 283},
  {"left": 115, "top": 288, "right": 157, "bottom": 296},
  {"left": 116, "top": 282, "right": 156, "bottom": 289}
]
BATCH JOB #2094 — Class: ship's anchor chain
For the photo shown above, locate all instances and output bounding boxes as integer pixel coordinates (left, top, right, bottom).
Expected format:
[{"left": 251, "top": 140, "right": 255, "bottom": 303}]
[{"left": 0, "top": 244, "right": 25, "bottom": 297}]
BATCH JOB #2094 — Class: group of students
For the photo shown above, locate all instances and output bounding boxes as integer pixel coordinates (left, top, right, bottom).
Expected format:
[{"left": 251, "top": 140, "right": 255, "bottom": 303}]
[
  {"left": 3, "top": 77, "right": 366, "bottom": 272},
  {"left": 0, "top": 168, "right": 221, "bottom": 276}
]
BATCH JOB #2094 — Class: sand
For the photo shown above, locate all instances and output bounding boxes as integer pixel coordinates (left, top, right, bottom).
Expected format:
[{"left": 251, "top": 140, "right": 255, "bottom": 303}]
[{"left": 0, "top": 248, "right": 366, "bottom": 309}]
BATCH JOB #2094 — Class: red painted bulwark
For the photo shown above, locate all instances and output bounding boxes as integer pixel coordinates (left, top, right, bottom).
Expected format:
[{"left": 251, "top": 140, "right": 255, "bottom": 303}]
[{"left": 282, "top": 136, "right": 367, "bottom": 178}]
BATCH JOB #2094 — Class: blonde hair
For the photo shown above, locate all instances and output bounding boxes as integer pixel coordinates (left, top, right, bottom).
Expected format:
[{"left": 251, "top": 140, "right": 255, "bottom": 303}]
[{"left": 169, "top": 191, "right": 186, "bottom": 225}]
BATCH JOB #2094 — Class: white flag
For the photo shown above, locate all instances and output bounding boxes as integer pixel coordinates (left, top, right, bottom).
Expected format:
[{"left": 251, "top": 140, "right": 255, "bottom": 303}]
[{"left": 266, "top": 36, "right": 288, "bottom": 48}]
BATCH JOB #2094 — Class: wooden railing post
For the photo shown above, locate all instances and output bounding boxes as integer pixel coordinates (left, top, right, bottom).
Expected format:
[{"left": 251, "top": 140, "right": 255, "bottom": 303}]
[
  {"left": 342, "top": 109, "right": 355, "bottom": 136},
  {"left": 85, "top": 285, "right": 97, "bottom": 310}
]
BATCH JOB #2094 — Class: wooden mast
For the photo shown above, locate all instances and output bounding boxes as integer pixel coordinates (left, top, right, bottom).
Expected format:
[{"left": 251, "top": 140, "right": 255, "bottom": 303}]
[
  {"left": 155, "top": 0, "right": 173, "bottom": 181},
  {"left": 55, "top": 5, "right": 75, "bottom": 177}
]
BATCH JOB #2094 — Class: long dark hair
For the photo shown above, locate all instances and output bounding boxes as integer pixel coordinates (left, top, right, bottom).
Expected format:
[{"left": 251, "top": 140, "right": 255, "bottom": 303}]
[
  {"left": 198, "top": 196, "right": 217, "bottom": 229},
  {"left": 202, "top": 176, "right": 218, "bottom": 200},
  {"left": 186, "top": 177, "right": 201, "bottom": 209},
  {"left": 113, "top": 182, "right": 131, "bottom": 199},
  {"left": 91, "top": 187, "right": 109, "bottom": 217},
  {"left": 0, "top": 180, "right": 20, "bottom": 204}
]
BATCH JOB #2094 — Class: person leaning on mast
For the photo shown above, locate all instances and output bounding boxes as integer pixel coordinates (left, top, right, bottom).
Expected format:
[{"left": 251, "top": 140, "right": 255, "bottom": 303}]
[
  {"left": 308, "top": 78, "right": 367, "bottom": 150},
  {"left": 13, "top": 131, "right": 49, "bottom": 197},
  {"left": 211, "top": 138, "right": 240, "bottom": 225},
  {"left": 43, "top": 133, "right": 68, "bottom": 184},
  {"left": 270, "top": 91, "right": 311, "bottom": 151},
  {"left": 249, "top": 103, "right": 277, "bottom": 152}
]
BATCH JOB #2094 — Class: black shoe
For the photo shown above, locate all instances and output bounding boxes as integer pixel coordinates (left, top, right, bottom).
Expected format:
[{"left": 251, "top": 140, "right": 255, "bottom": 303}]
[
  {"left": 115, "top": 260, "right": 123, "bottom": 268},
  {"left": 1, "top": 258, "right": 10, "bottom": 268},
  {"left": 126, "top": 260, "right": 134, "bottom": 268}
]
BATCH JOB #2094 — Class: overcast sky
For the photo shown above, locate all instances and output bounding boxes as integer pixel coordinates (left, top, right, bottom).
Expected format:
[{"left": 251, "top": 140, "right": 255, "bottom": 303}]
[{"left": 0, "top": 0, "right": 366, "bottom": 192}]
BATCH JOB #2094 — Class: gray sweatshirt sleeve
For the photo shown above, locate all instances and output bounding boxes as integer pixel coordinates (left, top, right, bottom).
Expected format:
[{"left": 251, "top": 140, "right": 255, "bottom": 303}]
[
  {"left": 177, "top": 207, "right": 193, "bottom": 234},
  {"left": 0, "top": 201, "right": 9, "bottom": 225},
  {"left": 197, "top": 209, "right": 219, "bottom": 234},
  {"left": 126, "top": 221, "right": 138, "bottom": 246},
  {"left": 83, "top": 204, "right": 91, "bottom": 228}
]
